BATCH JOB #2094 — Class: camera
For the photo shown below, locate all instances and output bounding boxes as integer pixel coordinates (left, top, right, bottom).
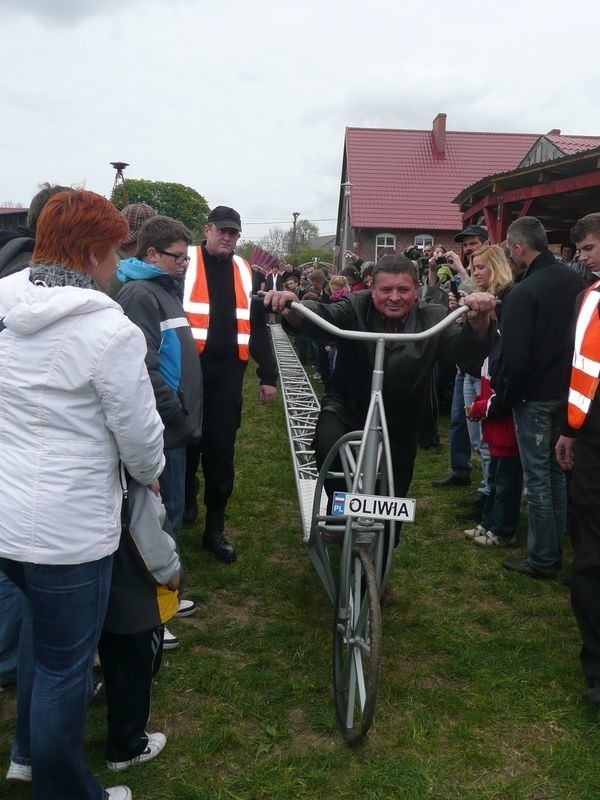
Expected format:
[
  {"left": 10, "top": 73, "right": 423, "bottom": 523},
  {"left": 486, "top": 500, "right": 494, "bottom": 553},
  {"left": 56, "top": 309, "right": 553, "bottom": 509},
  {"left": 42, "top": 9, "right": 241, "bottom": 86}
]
[
  {"left": 436, "top": 255, "right": 450, "bottom": 265},
  {"left": 404, "top": 245, "right": 421, "bottom": 261}
]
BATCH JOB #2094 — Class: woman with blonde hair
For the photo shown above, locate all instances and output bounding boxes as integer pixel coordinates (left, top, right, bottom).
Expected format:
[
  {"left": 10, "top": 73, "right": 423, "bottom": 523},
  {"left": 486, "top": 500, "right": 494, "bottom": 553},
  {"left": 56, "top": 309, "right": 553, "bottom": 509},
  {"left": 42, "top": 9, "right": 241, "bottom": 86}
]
[
  {"left": 462, "top": 244, "right": 524, "bottom": 547},
  {"left": 0, "top": 189, "right": 165, "bottom": 800},
  {"left": 470, "top": 244, "right": 513, "bottom": 296}
]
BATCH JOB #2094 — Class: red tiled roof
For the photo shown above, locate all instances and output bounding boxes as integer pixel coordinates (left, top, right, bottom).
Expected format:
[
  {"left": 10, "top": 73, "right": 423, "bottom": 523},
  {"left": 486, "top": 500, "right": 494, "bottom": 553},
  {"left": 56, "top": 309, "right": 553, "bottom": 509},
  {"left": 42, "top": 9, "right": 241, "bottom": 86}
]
[
  {"left": 546, "top": 134, "right": 600, "bottom": 156},
  {"left": 345, "top": 127, "right": 544, "bottom": 230}
]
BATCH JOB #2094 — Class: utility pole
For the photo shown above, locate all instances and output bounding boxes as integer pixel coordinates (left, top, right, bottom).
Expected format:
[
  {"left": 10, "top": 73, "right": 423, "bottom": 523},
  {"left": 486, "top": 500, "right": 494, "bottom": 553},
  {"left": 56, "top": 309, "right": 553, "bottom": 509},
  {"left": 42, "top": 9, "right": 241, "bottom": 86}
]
[
  {"left": 292, "top": 211, "right": 300, "bottom": 257},
  {"left": 341, "top": 181, "right": 352, "bottom": 267}
]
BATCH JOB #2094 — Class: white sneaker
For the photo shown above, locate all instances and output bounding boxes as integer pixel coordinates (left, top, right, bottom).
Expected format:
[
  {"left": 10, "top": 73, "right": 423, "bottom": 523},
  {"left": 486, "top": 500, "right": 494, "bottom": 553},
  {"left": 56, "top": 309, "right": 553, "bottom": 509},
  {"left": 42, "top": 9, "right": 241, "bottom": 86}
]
[
  {"left": 107, "top": 732, "right": 166, "bottom": 771},
  {"left": 464, "top": 524, "right": 485, "bottom": 540},
  {"left": 105, "top": 787, "right": 133, "bottom": 800},
  {"left": 176, "top": 599, "right": 197, "bottom": 618},
  {"left": 473, "top": 530, "right": 515, "bottom": 547},
  {"left": 6, "top": 761, "right": 32, "bottom": 782},
  {"left": 162, "top": 627, "right": 179, "bottom": 650}
]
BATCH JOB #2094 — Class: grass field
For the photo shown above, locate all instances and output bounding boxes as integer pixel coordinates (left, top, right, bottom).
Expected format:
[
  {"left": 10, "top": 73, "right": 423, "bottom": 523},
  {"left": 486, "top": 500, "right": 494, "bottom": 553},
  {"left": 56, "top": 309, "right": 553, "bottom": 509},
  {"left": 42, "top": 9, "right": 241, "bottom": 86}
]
[{"left": 1, "top": 360, "right": 599, "bottom": 800}]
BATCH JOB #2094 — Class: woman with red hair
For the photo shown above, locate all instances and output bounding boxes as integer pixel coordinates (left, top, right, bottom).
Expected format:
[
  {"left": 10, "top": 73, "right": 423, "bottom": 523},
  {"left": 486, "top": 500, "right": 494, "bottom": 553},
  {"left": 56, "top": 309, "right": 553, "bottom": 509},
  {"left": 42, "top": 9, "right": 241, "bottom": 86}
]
[{"left": 0, "top": 190, "right": 165, "bottom": 800}]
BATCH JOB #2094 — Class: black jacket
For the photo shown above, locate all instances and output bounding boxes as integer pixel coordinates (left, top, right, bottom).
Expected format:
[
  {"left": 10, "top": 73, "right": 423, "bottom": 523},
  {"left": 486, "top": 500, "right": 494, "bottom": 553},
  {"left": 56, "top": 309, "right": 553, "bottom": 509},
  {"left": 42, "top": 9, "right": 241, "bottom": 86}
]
[
  {"left": 0, "top": 231, "right": 34, "bottom": 279},
  {"left": 500, "top": 250, "right": 585, "bottom": 403}
]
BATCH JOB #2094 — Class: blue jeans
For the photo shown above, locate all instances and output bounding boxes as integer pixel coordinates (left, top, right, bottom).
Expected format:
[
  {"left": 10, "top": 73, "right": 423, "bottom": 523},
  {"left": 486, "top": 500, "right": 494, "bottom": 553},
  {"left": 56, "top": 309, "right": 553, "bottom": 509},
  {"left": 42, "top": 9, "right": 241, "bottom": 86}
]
[
  {"left": 0, "top": 556, "right": 112, "bottom": 800},
  {"left": 463, "top": 374, "right": 491, "bottom": 496},
  {"left": 513, "top": 400, "right": 567, "bottom": 573},
  {"left": 0, "top": 569, "right": 24, "bottom": 687},
  {"left": 160, "top": 447, "right": 186, "bottom": 539},
  {"left": 449, "top": 372, "right": 472, "bottom": 479}
]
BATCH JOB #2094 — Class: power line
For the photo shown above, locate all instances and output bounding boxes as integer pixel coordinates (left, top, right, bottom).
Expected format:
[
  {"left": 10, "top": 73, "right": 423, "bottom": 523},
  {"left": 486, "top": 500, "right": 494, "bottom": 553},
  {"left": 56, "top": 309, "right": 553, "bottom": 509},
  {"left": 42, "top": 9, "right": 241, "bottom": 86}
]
[{"left": 243, "top": 217, "right": 336, "bottom": 226}]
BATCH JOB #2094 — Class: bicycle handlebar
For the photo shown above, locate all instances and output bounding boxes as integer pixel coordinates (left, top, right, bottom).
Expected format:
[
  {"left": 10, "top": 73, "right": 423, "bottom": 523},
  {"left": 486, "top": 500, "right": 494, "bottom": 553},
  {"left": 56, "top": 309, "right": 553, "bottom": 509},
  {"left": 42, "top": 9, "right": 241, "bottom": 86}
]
[{"left": 256, "top": 293, "right": 471, "bottom": 342}]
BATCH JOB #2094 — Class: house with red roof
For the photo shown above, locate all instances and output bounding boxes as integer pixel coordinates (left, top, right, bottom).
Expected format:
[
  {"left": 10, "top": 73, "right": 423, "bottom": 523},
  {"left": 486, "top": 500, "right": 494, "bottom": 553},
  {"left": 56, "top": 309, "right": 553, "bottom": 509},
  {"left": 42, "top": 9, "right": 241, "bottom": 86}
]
[{"left": 337, "top": 114, "right": 600, "bottom": 260}]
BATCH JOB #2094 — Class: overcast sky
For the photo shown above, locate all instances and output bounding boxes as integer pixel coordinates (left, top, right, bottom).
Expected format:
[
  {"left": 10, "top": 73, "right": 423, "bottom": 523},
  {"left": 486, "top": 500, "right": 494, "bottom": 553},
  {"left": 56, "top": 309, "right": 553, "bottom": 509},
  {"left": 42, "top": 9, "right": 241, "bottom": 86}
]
[{"left": 2, "top": 0, "right": 600, "bottom": 241}]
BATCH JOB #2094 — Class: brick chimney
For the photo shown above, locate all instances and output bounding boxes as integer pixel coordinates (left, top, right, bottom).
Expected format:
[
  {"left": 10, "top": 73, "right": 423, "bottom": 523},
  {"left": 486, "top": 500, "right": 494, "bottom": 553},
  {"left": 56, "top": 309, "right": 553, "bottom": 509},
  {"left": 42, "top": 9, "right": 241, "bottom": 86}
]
[
  {"left": 546, "top": 128, "right": 561, "bottom": 136},
  {"left": 432, "top": 113, "right": 447, "bottom": 156}
]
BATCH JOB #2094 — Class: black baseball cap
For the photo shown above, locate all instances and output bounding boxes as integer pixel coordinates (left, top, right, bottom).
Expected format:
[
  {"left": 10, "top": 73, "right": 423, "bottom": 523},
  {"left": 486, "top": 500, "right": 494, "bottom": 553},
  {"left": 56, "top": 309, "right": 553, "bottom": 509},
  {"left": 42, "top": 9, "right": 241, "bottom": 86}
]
[
  {"left": 454, "top": 225, "right": 488, "bottom": 242},
  {"left": 454, "top": 224, "right": 488, "bottom": 242},
  {"left": 207, "top": 205, "right": 242, "bottom": 232}
]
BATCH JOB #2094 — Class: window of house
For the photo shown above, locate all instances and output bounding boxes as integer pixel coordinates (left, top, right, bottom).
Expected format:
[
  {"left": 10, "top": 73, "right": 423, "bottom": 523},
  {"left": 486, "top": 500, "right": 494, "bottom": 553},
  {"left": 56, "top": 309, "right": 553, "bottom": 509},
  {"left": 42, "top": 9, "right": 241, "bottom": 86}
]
[
  {"left": 376, "top": 233, "right": 396, "bottom": 259},
  {"left": 414, "top": 234, "right": 434, "bottom": 249}
]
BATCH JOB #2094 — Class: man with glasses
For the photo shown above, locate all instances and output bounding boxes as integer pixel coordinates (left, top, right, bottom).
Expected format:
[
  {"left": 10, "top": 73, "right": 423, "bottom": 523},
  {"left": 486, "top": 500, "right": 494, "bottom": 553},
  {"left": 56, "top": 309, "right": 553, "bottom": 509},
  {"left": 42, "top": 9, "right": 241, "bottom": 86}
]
[
  {"left": 183, "top": 206, "right": 277, "bottom": 563},
  {"left": 116, "top": 216, "right": 203, "bottom": 643}
]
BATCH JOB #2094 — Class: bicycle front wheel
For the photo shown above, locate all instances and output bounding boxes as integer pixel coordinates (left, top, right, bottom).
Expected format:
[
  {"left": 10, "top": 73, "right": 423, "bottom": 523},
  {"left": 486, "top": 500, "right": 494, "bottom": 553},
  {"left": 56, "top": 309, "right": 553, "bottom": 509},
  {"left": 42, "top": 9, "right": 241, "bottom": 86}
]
[{"left": 332, "top": 547, "right": 382, "bottom": 744}]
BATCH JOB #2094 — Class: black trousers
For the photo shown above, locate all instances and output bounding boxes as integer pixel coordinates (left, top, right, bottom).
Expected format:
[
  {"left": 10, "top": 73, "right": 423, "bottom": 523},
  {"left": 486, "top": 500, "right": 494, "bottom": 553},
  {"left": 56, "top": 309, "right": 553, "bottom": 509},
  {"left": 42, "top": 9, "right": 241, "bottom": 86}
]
[
  {"left": 314, "top": 409, "right": 417, "bottom": 525},
  {"left": 98, "top": 626, "right": 163, "bottom": 761},
  {"left": 185, "top": 356, "right": 247, "bottom": 515},
  {"left": 569, "top": 438, "right": 600, "bottom": 680}
]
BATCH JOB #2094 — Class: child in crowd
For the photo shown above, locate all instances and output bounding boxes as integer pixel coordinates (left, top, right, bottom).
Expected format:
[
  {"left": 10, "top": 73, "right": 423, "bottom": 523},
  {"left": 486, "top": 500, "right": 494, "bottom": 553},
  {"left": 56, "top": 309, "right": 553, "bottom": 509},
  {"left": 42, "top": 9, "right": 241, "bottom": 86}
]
[{"left": 99, "top": 476, "right": 180, "bottom": 771}]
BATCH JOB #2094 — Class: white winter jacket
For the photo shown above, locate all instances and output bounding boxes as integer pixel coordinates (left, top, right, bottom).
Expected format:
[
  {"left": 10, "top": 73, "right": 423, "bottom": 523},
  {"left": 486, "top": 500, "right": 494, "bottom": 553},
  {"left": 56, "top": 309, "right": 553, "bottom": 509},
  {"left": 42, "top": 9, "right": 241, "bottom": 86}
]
[{"left": 0, "top": 269, "right": 165, "bottom": 564}]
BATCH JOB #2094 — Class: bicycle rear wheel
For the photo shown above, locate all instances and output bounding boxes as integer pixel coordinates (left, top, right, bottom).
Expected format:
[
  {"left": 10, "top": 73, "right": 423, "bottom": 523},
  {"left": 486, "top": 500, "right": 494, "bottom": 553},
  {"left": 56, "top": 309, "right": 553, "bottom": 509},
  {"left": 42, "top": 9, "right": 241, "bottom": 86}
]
[{"left": 332, "top": 546, "right": 382, "bottom": 744}]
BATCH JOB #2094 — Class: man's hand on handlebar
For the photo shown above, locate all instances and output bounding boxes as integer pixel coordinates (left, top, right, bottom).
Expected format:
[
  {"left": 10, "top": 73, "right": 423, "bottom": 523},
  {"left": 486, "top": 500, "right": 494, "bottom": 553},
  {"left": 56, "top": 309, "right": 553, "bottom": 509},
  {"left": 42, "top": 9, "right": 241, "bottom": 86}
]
[{"left": 263, "top": 289, "right": 305, "bottom": 327}]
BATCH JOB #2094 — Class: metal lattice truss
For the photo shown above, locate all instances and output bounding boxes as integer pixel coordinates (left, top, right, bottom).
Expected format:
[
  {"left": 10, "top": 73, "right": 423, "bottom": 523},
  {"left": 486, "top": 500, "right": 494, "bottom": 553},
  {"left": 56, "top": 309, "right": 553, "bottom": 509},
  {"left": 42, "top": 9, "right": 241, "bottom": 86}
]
[{"left": 269, "top": 324, "right": 327, "bottom": 543}]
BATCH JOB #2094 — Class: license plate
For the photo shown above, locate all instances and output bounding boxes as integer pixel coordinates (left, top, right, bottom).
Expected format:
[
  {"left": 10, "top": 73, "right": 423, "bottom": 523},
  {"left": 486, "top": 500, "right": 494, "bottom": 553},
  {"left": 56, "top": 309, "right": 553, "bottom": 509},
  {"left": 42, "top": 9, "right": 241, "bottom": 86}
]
[{"left": 331, "top": 491, "right": 416, "bottom": 522}]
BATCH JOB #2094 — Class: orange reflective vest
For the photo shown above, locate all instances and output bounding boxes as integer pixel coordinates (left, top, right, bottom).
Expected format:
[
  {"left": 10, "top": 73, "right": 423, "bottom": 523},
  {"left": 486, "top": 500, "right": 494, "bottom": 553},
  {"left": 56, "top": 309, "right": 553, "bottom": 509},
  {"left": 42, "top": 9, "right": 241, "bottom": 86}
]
[
  {"left": 183, "top": 247, "right": 252, "bottom": 359},
  {"left": 567, "top": 280, "right": 600, "bottom": 429}
]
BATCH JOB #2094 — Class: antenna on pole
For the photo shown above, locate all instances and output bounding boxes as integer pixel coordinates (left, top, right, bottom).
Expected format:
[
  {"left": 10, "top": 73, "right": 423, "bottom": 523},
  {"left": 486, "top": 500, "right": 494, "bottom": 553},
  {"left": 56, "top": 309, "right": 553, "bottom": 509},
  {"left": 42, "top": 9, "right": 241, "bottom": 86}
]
[{"left": 110, "top": 161, "right": 129, "bottom": 205}]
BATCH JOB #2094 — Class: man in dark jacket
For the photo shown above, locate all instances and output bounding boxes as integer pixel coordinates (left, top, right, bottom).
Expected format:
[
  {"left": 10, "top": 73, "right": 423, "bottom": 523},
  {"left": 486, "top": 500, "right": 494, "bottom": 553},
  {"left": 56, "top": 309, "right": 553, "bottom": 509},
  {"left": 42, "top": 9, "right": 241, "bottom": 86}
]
[
  {"left": 556, "top": 212, "right": 600, "bottom": 705},
  {"left": 500, "top": 216, "right": 585, "bottom": 580},
  {"left": 267, "top": 255, "right": 493, "bottom": 507}
]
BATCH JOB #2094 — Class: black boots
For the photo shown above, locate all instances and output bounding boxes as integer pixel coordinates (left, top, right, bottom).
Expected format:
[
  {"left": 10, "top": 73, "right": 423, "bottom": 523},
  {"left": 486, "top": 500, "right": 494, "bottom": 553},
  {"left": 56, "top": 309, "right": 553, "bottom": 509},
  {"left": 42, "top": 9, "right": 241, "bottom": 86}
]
[{"left": 202, "top": 509, "right": 236, "bottom": 564}]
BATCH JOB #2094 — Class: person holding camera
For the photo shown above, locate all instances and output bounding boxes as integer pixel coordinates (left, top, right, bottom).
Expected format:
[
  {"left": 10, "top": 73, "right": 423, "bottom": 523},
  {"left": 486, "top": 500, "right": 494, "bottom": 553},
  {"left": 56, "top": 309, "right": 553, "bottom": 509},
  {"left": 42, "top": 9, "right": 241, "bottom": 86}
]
[
  {"left": 430, "top": 226, "right": 489, "bottom": 500},
  {"left": 425, "top": 242, "right": 478, "bottom": 308}
]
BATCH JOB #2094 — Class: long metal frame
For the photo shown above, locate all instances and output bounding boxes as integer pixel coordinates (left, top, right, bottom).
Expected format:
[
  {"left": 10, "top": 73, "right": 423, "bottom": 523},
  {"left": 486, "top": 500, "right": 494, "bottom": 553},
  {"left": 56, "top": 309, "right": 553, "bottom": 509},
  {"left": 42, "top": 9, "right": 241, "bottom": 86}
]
[{"left": 270, "top": 303, "right": 469, "bottom": 741}]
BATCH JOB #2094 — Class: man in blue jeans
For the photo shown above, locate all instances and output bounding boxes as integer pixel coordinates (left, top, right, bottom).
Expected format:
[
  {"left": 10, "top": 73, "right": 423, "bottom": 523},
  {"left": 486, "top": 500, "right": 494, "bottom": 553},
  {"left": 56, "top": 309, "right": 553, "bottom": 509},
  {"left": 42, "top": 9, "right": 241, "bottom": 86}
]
[{"left": 500, "top": 217, "right": 585, "bottom": 579}]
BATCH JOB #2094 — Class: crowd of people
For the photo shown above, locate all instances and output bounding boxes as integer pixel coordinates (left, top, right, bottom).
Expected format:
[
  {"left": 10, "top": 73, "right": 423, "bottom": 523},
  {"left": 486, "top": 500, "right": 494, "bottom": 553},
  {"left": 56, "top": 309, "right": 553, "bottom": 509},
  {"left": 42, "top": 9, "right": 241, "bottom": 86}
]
[{"left": 1, "top": 182, "right": 600, "bottom": 798}]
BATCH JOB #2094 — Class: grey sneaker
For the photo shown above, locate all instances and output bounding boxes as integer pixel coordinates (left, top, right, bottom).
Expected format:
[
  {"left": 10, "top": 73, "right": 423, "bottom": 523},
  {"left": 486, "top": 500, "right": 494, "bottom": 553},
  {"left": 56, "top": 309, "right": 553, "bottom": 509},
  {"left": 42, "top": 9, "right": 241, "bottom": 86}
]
[
  {"left": 6, "top": 761, "right": 32, "bottom": 782},
  {"left": 107, "top": 732, "right": 166, "bottom": 771},
  {"left": 474, "top": 530, "right": 515, "bottom": 547},
  {"left": 464, "top": 524, "right": 485, "bottom": 540}
]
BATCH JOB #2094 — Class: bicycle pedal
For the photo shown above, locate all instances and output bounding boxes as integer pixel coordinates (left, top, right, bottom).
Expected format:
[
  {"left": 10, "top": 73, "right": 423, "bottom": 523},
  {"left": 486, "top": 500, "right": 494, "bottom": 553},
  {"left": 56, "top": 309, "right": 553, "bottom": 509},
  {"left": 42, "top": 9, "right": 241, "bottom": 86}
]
[{"left": 320, "top": 524, "right": 344, "bottom": 544}]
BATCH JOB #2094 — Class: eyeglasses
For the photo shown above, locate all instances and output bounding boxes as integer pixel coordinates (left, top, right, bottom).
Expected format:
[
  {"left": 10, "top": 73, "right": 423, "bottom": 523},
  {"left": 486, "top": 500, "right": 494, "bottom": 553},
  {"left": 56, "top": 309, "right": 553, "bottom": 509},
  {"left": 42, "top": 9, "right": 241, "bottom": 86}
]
[{"left": 157, "top": 249, "right": 191, "bottom": 265}]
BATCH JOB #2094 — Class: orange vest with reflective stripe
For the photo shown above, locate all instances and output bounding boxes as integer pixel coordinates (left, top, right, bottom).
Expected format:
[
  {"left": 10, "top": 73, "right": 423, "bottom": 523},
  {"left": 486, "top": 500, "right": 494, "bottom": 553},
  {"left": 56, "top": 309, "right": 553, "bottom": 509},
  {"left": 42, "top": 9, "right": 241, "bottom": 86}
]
[
  {"left": 567, "top": 280, "right": 600, "bottom": 429},
  {"left": 183, "top": 246, "right": 252, "bottom": 360}
]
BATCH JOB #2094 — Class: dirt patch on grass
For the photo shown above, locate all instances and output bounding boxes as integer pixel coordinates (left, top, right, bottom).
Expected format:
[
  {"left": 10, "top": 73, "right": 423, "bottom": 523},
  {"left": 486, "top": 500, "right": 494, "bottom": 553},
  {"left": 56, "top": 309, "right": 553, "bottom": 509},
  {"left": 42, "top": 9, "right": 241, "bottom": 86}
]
[{"left": 288, "top": 706, "right": 338, "bottom": 752}]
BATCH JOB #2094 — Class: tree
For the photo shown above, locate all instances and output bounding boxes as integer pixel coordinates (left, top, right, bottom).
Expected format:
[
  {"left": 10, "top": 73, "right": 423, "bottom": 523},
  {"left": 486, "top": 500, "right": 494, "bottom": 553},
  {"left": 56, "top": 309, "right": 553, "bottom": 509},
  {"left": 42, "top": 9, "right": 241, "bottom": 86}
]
[
  {"left": 260, "top": 227, "right": 288, "bottom": 256},
  {"left": 285, "top": 218, "right": 320, "bottom": 253},
  {"left": 113, "top": 179, "right": 210, "bottom": 242}
]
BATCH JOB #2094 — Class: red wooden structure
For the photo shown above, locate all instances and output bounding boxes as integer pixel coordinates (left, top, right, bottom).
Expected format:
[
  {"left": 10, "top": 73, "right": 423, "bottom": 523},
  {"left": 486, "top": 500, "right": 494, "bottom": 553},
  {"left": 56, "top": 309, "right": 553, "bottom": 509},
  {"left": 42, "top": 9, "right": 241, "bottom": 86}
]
[{"left": 455, "top": 146, "right": 600, "bottom": 244}]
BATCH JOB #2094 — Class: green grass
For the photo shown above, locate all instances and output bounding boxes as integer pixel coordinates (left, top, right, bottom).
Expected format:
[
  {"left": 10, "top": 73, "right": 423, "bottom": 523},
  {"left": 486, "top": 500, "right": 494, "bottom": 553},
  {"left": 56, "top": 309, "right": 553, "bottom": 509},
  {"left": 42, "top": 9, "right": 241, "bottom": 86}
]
[{"left": 2, "top": 361, "right": 600, "bottom": 799}]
